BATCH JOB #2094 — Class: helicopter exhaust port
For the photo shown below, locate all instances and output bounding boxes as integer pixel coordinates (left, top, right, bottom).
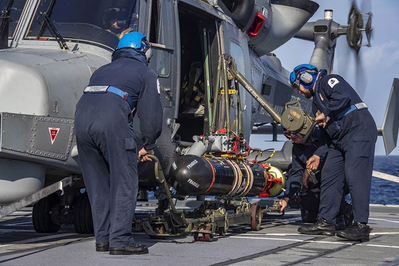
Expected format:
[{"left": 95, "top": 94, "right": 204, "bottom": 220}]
[{"left": 168, "top": 155, "right": 285, "bottom": 198}]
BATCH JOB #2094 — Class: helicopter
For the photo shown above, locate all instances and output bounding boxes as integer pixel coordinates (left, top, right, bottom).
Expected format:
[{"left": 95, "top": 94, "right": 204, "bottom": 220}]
[{"left": 0, "top": 0, "right": 397, "bottom": 239}]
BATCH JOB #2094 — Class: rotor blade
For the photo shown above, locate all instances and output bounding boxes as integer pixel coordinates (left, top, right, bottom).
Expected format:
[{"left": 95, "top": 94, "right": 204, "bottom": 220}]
[
  {"left": 336, "top": 38, "right": 351, "bottom": 75},
  {"left": 360, "top": 0, "right": 372, "bottom": 14},
  {"left": 355, "top": 49, "right": 367, "bottom": 99}
]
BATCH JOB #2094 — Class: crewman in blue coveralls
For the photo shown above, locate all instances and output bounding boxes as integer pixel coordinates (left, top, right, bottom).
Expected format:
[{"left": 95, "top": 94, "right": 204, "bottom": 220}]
[
  {"left": 74, "top": 32, "right": 162, "bottom": 254},
  {"left": 279, "top": 130, "right": 327, "bottom": 222},
  {"left": 279, "top": 130, "right": 352, "bottom": 229},
  {"left": 289, "top": 64, "right": 377, "bottom": 242}
]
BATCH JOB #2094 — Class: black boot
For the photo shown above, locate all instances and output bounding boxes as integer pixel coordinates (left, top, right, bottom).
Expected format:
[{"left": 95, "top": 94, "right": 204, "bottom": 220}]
[
  {"left": 298, "top": 219, "right": 335, "bottom": 236},
  {"left": 95, "top": 242, "right": 109, "bottom": 252},
  {"left": 337, "top": 222, "right": 371, "bottom": 242},
  {"left": 109, "top": 243, "right": 149, "bottom": 255}
]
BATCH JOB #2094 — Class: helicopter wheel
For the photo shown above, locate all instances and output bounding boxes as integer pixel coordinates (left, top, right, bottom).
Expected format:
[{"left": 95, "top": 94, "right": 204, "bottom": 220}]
[
  {"left": 32, "top": 193, "right": 61, "bottom": 233},
  {"left": 73, "top": 192, "right": 94, "bottom": 234},
  {"left": 250, "top": 203, "right": 262, "bottom": 231}
]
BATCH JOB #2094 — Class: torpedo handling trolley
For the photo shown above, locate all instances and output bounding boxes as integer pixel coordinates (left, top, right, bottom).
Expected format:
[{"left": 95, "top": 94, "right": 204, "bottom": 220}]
[{"left": 134, "top": 154, "right": 285, "bottom": 241}]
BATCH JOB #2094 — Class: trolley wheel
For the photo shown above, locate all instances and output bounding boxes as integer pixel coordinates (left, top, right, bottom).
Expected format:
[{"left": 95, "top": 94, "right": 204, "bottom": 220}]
[
  {"left": 154, "top": 224, "right": 166, "bottom": 234},
  {"left": 218, "top": 217, "right": 229, "bottom": 236},
  {"left": 32, "top": 193, "right": 61, "bottom": 233},
  {"left": 193, "top": 225, "right": 200, "bottom": 241},
  {"left": 149, "top": 224, "right": 167, "bottom": 239},
  {"left": 250, "top": 203, "right": 262, "bottom": 231},
  {"left": 193, "top": 225, "right": 213, "bottom": 242},
  {"left": 201, "top": 225, "right": 213, "bottom": 242},
  {"left": 73, "top": 192, "right": 94, "bottom": 234},
  {"left": 218, "top": 226, "right": 226, "bottom": 237}
]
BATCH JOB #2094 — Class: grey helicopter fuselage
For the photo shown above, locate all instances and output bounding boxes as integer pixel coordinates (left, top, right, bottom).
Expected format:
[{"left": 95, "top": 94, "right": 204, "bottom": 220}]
[{"left": 0, "top": 0, "right": 318, "bottom": 205}]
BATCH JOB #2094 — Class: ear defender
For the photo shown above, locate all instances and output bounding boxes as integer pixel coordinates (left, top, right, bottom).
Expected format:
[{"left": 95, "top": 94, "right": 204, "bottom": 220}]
[
  {"left": 290, "top": 64, "right": 319, "bottom": 92},
  {"left": 290, "top": 64, "right": 318, "bottom": 90},
  {"left": 299, "top": 71, "right": 315, "bottom": 84}
]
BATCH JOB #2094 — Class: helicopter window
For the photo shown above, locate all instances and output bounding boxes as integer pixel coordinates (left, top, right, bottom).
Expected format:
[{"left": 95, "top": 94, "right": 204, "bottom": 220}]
[
  {"left": 148, "top": 0, "right": 174, "bottom": 48},
  {"left": 146, "top": 0, "right": 174, "bottom": 77},
  {"left": 230, "top": 41, "right": 246, "bottom": 104},
  {"left": 0, "top": 0, "right": 26, "bottom": 38},
  {"left": 148, "top": 45, "right": 170, "bottom": 77},
  {"left": 25, "top": 0, "right": 139, "bottom": 50},
  {"left": 230, "top": 41, "right": 245, "bottom": 74}
]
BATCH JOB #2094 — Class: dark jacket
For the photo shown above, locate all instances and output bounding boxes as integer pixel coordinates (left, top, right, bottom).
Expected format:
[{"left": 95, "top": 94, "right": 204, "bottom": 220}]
[
  {"left": 284, "top": 126, "right": 329, "bottom": 199},
  {"left": 313, "top": 72, "right": 376, "bottom": 144},
  {"left": 88, "top": 47, "right": 163, "bottom": 150}
]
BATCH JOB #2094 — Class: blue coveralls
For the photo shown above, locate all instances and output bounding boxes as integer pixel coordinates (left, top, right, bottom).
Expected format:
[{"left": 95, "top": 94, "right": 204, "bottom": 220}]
[
  {"left": 284, "top": 130, "right": 328, "bottom": 212},
  {"left": 313, "top": 73, "right": 377, "bottom": 224},
  {"left": 285, "top": 143, "right": 319, "bottom": 199},
  {"left": 74, "top": 48, "right": 162, "bottom": 248}
]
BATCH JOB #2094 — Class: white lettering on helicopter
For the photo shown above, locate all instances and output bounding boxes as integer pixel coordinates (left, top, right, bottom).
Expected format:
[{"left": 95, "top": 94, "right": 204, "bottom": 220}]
[
  {"left": 187, "top": 159, "right": 198, "bottom": 169},
  {"left": 290, "top": 95, "right": 301, "bottom": 102},
  {"left": 187, "top": 179, "right": 200, "bottom": 188}
]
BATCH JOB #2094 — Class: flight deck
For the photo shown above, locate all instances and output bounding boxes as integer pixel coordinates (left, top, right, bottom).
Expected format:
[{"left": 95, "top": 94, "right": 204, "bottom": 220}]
[{"left": 1, "top": 203, "right": 398, "bottom": 266}]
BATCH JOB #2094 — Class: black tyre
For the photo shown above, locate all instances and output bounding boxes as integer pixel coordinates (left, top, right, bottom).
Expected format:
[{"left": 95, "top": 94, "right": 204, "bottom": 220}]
[
  {"left": 73, "top": 192, "right": 94, "bottom": 234},
  {"left": 32, "top": 193, "right": 61, "bottom": 233}
]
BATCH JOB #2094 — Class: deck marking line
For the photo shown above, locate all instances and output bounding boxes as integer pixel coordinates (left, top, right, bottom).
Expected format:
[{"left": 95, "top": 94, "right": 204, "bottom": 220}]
[
  {"left": 369, "top": 217, "right": 399, "bottom": 224},
  {"left": 6, "top": 233, "right": 76, "bottom": 245},
  {"left": 359, "top": 243, "right": 399, "bottom": 249},
  {"left": 230, "top": 235, "right": 351, "bottom": 245}
]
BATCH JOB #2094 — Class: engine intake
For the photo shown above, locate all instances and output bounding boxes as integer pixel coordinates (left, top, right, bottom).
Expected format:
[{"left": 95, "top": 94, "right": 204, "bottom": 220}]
[{"left": 219, "top": 0, "right": 319, "bottom": 55}]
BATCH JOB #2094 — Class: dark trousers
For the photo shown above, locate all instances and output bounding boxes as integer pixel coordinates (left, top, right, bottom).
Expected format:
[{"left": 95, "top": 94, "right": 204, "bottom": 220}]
[
  {"left": 75, "top": 93, "right": 138, "bottom": 248},
  {"left": 319, "top": 110, "right": 377, "bottom": 224}
]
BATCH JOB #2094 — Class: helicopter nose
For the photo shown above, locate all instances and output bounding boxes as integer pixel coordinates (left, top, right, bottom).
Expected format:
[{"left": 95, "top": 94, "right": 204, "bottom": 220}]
[{"left": 0, "top": 58, "right": 49, "bottom": 115}]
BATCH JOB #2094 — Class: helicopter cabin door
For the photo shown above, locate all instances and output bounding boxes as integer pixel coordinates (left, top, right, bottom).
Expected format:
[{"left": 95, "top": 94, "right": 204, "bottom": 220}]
[{"left": 175, "top": 2, "right": 219, "bottom": 142}]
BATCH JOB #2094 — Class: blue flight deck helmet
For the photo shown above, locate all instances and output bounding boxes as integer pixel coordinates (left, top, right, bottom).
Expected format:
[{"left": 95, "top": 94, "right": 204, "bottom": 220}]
[
  {"left": 289, "top": 64, "right": 318, "bottom": 91},
  {"left": 117, "top": 31, "right": 153, "bottom": 62}
]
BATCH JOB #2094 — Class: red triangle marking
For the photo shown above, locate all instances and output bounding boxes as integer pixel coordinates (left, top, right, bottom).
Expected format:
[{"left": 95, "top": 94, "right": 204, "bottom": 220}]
[{"left": 48, "top": 127, "right": 60, "bottom": 145}]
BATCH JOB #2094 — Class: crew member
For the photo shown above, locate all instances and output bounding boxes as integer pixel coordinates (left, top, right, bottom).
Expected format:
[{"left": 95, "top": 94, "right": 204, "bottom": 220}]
[
  {"left": 290, "top": 64, "right": 377, "bottom": 241},
  {"left": 279, "top": 131, "right": 325, "bottom": 220},
  {"left": 74, "top": 32, "right": 162, "bottom": 254},
  {"left": 102, "top": 6, "right": 133, "bottom": 38},
  {"left": 279, "top": 130, "right": 351, "bottom": 229}
]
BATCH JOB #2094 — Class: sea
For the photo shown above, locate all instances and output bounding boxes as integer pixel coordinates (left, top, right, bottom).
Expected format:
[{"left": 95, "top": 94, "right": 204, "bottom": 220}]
[{"left": 371, "top": 155, "right": 399, "bottom": 205}]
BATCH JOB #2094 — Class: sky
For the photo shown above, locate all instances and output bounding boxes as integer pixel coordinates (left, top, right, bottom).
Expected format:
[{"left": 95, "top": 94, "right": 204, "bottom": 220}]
[{"left": 270, "top": 0, "right": 399, "bottom": 156}]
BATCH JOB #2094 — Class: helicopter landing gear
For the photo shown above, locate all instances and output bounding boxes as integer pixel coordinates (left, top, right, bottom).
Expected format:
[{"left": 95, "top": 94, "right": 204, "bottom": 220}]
[
  {"left": 32, "top": 193, "right": 61, "bottom": 233},
  {"left": 73, "top": 192, "right": 94, "bottom": 234}
]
